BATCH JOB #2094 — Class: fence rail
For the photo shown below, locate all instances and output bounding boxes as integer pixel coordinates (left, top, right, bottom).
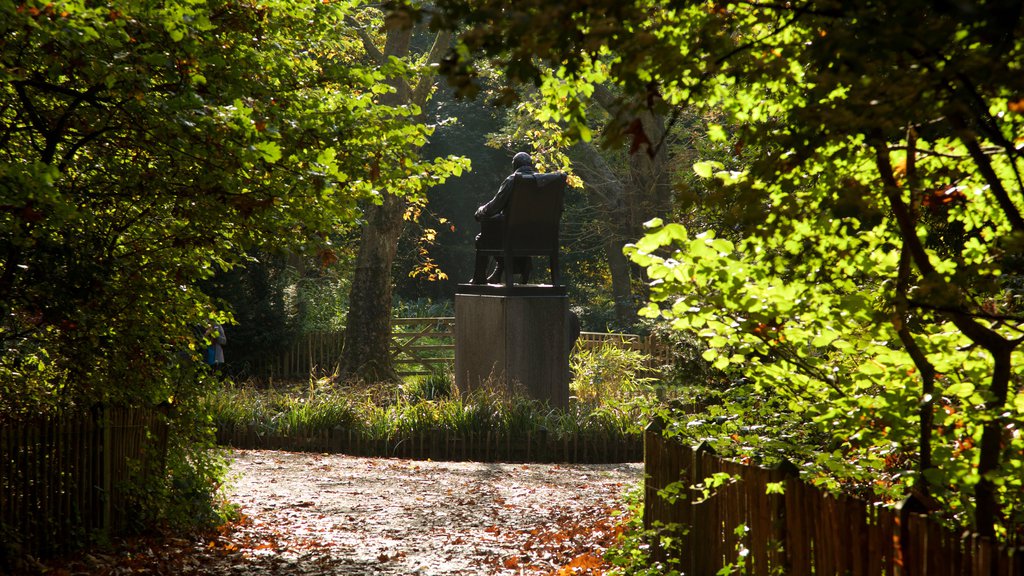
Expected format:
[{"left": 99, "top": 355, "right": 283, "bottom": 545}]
[
  {"left": 254, "top": 319, "right": 669, "bottom": 380},
  {"left": 391, "top": 317, "right": 456, "bottom": 376},
  {"left": 644, "top": 423, "right": 1024, "bottom": 576},
  {"left": 0, "top": 406, "right": 168, "bottom": 558}
]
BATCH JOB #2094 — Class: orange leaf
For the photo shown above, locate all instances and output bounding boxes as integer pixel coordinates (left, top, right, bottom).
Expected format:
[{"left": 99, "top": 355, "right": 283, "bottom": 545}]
[{"left": 557, "top": 552, "right": 606, "bottom": 574}]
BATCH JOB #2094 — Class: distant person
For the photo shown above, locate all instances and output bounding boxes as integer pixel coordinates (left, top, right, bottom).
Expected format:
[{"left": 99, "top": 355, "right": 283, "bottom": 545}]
[
  {"left": 470, "top": 151, "right": 537, "bottom": 284},
  {"left": 205, "top": 323, "right": 226, "bottom": 371}
]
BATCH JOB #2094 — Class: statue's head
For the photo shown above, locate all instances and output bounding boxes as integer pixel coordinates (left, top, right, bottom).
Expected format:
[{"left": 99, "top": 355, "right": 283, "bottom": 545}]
[{"left": 512, "top": 151, "right": 533, "bottom": 170}]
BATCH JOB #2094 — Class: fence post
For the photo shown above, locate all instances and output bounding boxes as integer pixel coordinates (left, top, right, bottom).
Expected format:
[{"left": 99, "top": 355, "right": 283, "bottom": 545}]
[
  {"left": 96, "top": 405, "right": 112, "bottom": 540},
  {"left": 642, "top": 416, "right": 664, "bottom": 531},
  {"left": 769, "top": 458, "right": 800, "bottom": 575},
  {"left": 691, "top": 441, "right": 717, "bottom": 576},
  {"left": 896, "top": 494, "right": 929, "bottom": 576},
  {"left": 644, "top": 417, "right": 691, "bottom": 568}
]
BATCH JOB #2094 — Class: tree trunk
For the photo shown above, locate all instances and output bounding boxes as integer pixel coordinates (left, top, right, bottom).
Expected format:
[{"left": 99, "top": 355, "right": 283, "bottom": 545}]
[
  {"left": 340, "top": 193, "right": 406, "bottom": 382},
  {"left": 625, "top": 107, "right": 672, "bottom": 236},
  {"left": 580, "top": 87, "right": 674, "bottom": 327},
  {"left": 339, "top": 23, "right": 450, "bottom": 382},
  {"left": 604, "top": 232, "right": 636, "bottom": 328},
  {"left": 571, "top": 141, "right": 637, "bottom": 327},
  {"left": 973, "top": 347, "right": 1013, "bottom": 540}
]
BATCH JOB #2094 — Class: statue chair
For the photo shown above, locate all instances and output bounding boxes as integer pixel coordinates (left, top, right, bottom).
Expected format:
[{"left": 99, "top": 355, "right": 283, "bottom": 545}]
[{"left": 474, "top": 172, "right": 566, "bottom": 287}]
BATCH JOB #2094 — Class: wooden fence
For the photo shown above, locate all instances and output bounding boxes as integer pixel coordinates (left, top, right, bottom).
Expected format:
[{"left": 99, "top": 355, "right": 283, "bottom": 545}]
[
  {"left": 255, "top": 319, "right": 670, "bottom": 380},
  {"left": 643, "top": 423, "right": 1024, "bottom": 576},
  {"left": 391, "top": 317, "right": 455, "bottom": 376},
  {"left": 215, "top": 424, "right": 642, "bottom": 464},
  {"left": 255, "top": 330, "right": 346, "bottom": 380},
  {"left": 0, "top": 406, "right": 168, "bottom": 558},
  {"left": 577, "top": 331, "right": 673, "bottom": 371}
]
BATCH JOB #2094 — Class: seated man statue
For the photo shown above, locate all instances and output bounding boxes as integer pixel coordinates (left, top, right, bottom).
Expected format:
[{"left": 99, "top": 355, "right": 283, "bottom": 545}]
[{"left": 470, "top": 151, "right": 537, "bottom": 284}]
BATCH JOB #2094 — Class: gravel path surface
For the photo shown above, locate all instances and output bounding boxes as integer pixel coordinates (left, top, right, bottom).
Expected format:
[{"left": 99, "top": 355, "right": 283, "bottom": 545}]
[
  {"left": 33, "top": 450, "right": 642, "bottom": 575},
  {"left": 221, "top": 450, "right": 642, "bottom": 575}
]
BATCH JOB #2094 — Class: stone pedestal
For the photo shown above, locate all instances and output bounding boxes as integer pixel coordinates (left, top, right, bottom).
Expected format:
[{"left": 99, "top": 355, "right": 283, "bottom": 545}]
[{"left": 455, "top": 289, "right": 571, "bottom": 408}]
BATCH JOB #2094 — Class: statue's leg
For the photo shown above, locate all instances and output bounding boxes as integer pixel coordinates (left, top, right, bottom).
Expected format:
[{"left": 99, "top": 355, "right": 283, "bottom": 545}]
[
  {"left": 471, "top": 251, "right": 490, "bottom": 284},
  {"left": 518, "top": 257, "right": 533, "bottom": 284},
  {"left": 487, "top": 257, "right": 505, "bottom": 283}
]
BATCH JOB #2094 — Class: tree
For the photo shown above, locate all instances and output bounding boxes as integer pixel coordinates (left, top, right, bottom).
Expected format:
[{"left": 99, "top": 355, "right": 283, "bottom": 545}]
[
  {"left": 570, "top": 84, "right": 675, "bottom": 328},
  {"left": 338, "top": 9, "right": 465, "bottom": 383},
  {"left": 0, "top": 0, "right": 467, "bottom": 537},
  {"left": 423, "top": 0, "right": 1024, "bottom": 541},
  {"left": 0, "top": 0, "right": 454, "bottom": 408}
]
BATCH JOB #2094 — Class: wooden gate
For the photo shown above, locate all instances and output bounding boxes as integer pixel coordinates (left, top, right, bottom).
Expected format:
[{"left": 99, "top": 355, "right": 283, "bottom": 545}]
[{"left": 391, "top": 317, "right": 455, "bottom": 376}]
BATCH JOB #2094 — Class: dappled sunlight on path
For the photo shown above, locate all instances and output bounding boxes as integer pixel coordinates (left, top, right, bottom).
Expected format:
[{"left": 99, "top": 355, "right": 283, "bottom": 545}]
[
  {"left": 35, "top": 450, "right": 640, "bottom": 575},
  {"left": 222, "top": 450, "right": 641, "bottom": 575}
]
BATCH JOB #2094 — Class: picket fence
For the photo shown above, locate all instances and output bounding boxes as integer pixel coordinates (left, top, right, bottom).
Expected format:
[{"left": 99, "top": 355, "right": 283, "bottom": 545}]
[
  {"left": 0, "top": 406, "right": 168, "bottom": 558},
  {"left": 254, "top": 318, "right": 671, "bottom": 380},
  {"left": 252, "top": 319, "right": 453, "bottom": 379},
  {"left": 643, "top": 422, "right": 1023, "bottom": 576},
  {"left": 214, "top": 424, "right": 642, "bottom": 464}
]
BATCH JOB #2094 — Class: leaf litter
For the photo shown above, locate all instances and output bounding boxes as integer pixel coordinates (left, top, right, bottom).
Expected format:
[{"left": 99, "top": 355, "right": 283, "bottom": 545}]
[{"left": 36, "top": 449, "right": 641, "bottom": 575}]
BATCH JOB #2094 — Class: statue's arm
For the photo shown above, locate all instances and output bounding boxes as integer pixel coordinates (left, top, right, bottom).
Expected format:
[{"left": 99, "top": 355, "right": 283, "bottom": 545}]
[{"left": 475, "top": 175, "right": 516, "bottom": 219}]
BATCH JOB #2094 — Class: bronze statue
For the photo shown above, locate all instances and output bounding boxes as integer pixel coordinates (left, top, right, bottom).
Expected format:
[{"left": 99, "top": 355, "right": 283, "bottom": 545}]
[
  {"left": 471, "top": 152, "right": 536, "bottom": 284},
  {"left": 469, "top": 152, "right": 566, "bottom": 286}
]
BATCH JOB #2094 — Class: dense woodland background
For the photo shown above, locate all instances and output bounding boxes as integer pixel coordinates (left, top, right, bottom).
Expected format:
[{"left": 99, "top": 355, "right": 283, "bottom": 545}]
[{"left": 2, "top": 0, "right": 1023, "bottom": 567}]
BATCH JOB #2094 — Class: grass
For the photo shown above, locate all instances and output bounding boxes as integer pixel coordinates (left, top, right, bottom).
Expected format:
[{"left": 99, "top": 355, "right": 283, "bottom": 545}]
[{"left": 203, "top": 342, "right": 670, "bottom": 447}]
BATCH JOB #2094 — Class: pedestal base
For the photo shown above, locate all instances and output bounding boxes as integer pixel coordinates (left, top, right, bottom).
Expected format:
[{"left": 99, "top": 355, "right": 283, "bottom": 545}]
[{"left": 455, "top": 292, "right": 571, "bottom": 408}]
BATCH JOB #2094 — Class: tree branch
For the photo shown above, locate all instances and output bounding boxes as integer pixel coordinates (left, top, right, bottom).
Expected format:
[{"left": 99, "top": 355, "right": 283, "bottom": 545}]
[
  {"left": 410, "top": 30, "right": 451, "bottom": 108},
  {"left": 874, "top": 140, "right": 936, "bottom": 277},
  {"left": 346, "top": 16, "right": 385, "bottom": 64},
  {"left": 13, "top": 82, "right": 50, "bottom": 159},
  {"left": 950, "top": 114, "right": 1024, "bottom": 232}
]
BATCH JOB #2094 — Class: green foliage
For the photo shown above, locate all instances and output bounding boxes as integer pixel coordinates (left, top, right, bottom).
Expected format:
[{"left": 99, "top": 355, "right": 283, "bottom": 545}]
[
  {"left": 1, "top": 0, "right": 463, "bottom": 412},
  {"left": 117, "top": 372, "right": 237, "bottom": 535},
  {"left": 569, "top": 342, "right": 664, "bottom": 436},
  {"left": 571, "top": 342, "right": 653, "bottom": 405},
  {"left": 402, "top": 368, "right": 454, "bottom": 402},
  {"left": 206, "top": 357, "right": 670, "bottom": 445},
  {"left": 0, "top": 0, "right": 466, "bottom": 541},
  {"left": 603, "top": 485, "right": 683, "bottom": 576},
  {"left": 393, "top": 297, "right": 454, "bottom": 318},
  {"left": 423, "top": 0, "right": 1024, "bottom": 541},
  {"left": 204, "top": 378, "right": 360, "bottom": 438},
  {"left": 158, "top": 407, "right": 236, "bottom": 531}
]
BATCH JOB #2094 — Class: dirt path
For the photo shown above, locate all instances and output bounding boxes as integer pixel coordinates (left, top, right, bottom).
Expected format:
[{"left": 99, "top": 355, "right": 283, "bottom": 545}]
[
  {"left": 36, "top": 450, "right": 641, "bottom": 575},
  {"left": 220, "top": 450, "right": 642, "bottom": 575}
]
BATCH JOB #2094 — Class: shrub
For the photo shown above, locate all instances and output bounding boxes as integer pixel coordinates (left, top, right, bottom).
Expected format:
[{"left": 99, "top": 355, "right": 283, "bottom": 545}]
[
  {"left": 570, "top": 342, "right": 655, "bottom": 405},
  {"left": 401, "top": 368, "right": 454, "bottom": 402}
]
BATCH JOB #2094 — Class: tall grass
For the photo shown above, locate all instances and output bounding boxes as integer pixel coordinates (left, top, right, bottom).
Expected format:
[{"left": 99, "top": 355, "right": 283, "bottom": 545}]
[{"left": 205, "top": 342, "right": 669, "bottom": 445}]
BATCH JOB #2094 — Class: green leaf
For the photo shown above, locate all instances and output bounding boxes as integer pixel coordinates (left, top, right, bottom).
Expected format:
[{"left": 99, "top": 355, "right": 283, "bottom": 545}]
[
  {"left": 255, "top": 142, "right": 282, "bottom": 163},
  {"left": 693, "top": 161, "right": 723, "bottom": 179},
  {"left": 944, "top": 382, "right": 975, "bottom": 398}
]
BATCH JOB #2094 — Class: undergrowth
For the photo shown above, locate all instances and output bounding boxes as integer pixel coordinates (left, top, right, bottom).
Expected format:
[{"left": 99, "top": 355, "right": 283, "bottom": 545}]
[
  {"left": 604, "top": 485, "right": 685, "bottom": 576},
  {"left": 204, "top": 342, "right": 667, "bottom": 444}
]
